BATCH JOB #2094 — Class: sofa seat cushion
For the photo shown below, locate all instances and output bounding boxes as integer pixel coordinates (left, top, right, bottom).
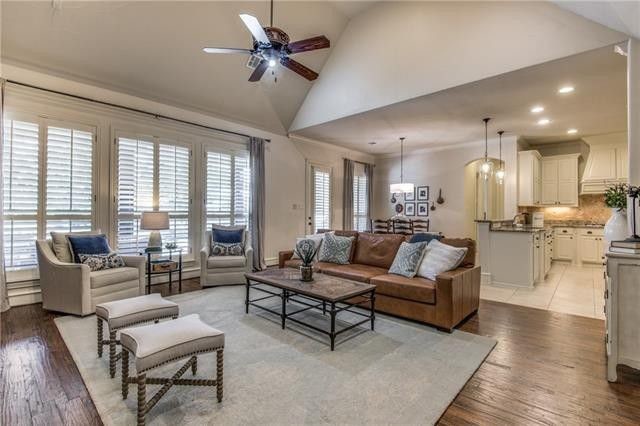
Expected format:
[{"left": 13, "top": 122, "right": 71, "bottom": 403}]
[
  {"left": 283, "top": 258, "right": 303, "bottom": 269},
  {"left": 90, "top": 266, "right": 139, "bottom": 289},
  {"left": 315, "top": 262, "right": 388, "bottom": 283},
  {"left": 370, "top": 274, "right": 436, "bottom": 304},
  {"left": 353, "top": 233, "right": 406, "bottom": 269},
  {"left": 207, "top": 255, "right": 246, "bottom": 269}
]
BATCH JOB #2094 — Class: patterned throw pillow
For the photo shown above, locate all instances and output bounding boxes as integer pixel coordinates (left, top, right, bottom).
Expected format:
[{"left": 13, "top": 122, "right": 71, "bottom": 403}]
[
  {"left": 79, "top": 252, "right": 126, "bottom": 272},
  {"left": 416, "top": 239, "right": 468, "bottom": 280},
  {"left": 318, "top": 233, "right": 354, "bottom": 265},
  {"left": 389, "top": 242, "right": 428, "bottom": 278},
  {"left": 211, "top": 242, "right": 244, "bottom": 256}
]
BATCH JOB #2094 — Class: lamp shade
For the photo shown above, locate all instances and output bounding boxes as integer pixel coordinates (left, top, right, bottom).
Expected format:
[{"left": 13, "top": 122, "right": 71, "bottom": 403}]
[
  {"left": 389, "top": 182, "right": 415, "bottom": 194},
  {"left": 140, "top": 211, "right": 170, "bottom": 230}
]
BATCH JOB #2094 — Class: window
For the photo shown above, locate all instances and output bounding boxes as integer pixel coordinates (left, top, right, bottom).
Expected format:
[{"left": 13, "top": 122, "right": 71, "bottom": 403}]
[
  {"left": 353, "top": 163, "right": 369, "bottom": 232},
  {"left": 205, "top": 149, "right": 249, "bottom": 229},
  {"left": 2, "top": 118, "right": 95, "bottom": 270},
  {"left": 311, "top": 165, "right": 331, "bottom": 233},
  {"left": 116, "top": 136, "right": 192, "bottom": 255}
]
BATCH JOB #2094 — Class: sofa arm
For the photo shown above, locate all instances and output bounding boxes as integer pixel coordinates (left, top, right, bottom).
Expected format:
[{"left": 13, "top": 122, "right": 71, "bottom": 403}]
[
  {"left": 36, "top": 240, "right": 92, "bottom": 315},
  {"left": 121, "top": 255, "right": 146, "bottom": 295},
  {"left": 434, "top": 266, "right": 481, "bottom": 331},
  {"left": 279, "top": 250, "right": 294, "bottom": 268},
  {"left": 244, "top": 245, "right": 254, "bottom": 271}
]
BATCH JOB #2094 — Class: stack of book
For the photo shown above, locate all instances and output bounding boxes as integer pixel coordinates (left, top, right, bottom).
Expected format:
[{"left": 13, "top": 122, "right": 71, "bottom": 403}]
[{"left": 610, "top": 240, "right": 640, "bottom": 254}]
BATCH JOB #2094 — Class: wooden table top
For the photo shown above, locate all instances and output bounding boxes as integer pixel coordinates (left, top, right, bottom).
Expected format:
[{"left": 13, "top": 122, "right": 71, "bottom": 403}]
[{"left": 245, "top": 269, "right": 375, "bottom": 303}]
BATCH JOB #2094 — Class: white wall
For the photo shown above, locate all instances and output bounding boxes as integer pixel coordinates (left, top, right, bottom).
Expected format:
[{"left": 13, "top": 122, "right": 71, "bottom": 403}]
[
  {"left": 374, "top": 137, "right": 518, "bottom": 238},
  {"left": 291, "top": 1, "right": 625, "bottom": 131},
  {"left": 1, "top": 64, "right": 371, "bottom": 305}
]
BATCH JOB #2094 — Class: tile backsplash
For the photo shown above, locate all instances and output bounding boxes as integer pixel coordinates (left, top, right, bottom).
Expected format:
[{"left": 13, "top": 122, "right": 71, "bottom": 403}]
[{"left": 519, "top": 194, "right": 611, "bottom": 225}]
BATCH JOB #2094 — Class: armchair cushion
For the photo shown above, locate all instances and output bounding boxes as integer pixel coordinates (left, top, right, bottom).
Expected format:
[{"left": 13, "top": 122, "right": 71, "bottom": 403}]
[
  {"left": 50, "top": 229, "right": 102, "bottom": 263},
  {"left": 67, "top": 234, "right": 111, "bottom": 263},
  {"left": 90, "top": 266, "right": 139, "bottom": 289},
  {"left": 211, "top": 224, "right": 245, "bottom": 245},
  {"left": 211, "top": 242, "right": 244, "bottom": 256},
  {"left": 207, "top": 255, "right": 246, "bottom": 269},
  {"left": 79, "top": 252, "right": 125, "bottom": 271}
]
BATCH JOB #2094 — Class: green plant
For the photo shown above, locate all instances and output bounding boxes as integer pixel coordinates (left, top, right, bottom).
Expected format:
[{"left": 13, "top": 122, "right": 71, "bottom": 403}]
[
  {"left": 604, "top": 183, "right": 628, "bottom": 211},
  {"left": 294, "top": 239, "right": 318, "bottom": 267}
]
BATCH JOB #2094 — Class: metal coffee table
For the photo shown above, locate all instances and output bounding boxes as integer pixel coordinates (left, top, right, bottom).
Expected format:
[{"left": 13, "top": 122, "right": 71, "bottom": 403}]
[{"left": 245, "top": 269, "right": 376, "bottom": 350}]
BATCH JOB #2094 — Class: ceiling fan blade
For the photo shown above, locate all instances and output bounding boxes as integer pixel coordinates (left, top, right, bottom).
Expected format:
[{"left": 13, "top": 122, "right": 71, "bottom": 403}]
[
  {"left": 203, "top": 47, "right": 253, "bottom": 54},
  {"left": 248, "top": 60, "right": 269, "bottom": 82},
  {"left": 287, "top": 36, "right": 330, "bottom": 54},
  {"left": 280, "top": 57, "right": 318, "bottom": 81},
  {"left": 239, "top": 14, "right": 271, "bottom": 46}
]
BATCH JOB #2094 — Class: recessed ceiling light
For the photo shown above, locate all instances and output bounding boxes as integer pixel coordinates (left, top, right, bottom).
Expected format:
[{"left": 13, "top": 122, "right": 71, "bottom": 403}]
[
  {"left": 531, "top": 106, "right": 544, "bottom": 113},
  {"left": 567, "top": 128, "right": 578, "bottom": 134},
  {"left": 368, "top": 141, "right": 377, "bottom": 145},
  {"left": 537, "top": 118, "right": 551, "bottom": 125},
  {"left": 558, "top": 86, "right": 575, "bottom": 94},
  {"left": 268, "top": 59, "right": 277, "bottom": 67}
]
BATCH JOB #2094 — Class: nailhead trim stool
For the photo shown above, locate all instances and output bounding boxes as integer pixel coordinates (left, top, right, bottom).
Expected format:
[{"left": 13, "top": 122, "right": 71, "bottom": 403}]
[
  {"left": 95, "top": 293, "right": 179, "bottom": 378},
  {"left": 119, "top": 314, "right": 225, "bottom": 426}
]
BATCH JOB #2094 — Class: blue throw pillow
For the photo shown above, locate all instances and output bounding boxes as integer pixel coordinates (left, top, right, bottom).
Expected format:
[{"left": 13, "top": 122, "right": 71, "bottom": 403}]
[
  {"left": 67, "top": 234, "right": 111, "bottom": 263},
  {"left": 211, "top": 225, "right": 244, "bottom": 244},
  {"left": 409, "top": 233, "right": 443, "bottom": 244}
]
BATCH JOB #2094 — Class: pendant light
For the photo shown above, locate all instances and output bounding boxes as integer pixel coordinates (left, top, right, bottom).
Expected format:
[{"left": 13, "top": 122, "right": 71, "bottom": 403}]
[
  {"left": 495, "top": 130, "right": 505, "bottom": 184},
  {"left": 479, "top": 118, "right": 493, "bottom": 181},
  {"left": 389, "top": 137, "right": 414, "bottom": 194}
]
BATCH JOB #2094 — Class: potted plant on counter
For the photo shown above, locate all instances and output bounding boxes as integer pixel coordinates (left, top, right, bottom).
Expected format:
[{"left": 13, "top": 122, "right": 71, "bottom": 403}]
[
  {"left": 604, "top": 183, "right": 628, "bottom": 244},
  {"left": 295, "top": 239, "right": 318, "bottom": 282}
]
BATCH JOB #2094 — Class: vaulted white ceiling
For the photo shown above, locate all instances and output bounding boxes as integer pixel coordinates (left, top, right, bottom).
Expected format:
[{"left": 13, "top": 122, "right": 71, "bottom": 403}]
[{"left": 1, "top": 1, "right": 361, "bottom": 134}]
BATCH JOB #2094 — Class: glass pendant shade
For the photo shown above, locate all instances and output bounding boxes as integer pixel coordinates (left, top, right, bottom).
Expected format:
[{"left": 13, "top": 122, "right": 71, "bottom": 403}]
[
  {"left": 389, "top": 137, "right": 414, "bottom": 194},
  {"left": 495, "top": 130, "right": 505, "bottom": 184},
  {"left": 495, "top": 168, "right": 505, "bottom": 184},
  {"left": 390, "top": 182, "right": 415, "bottom": 194},
  {"left": 480, "top": 160, "right": 494, "bottom": 180}
]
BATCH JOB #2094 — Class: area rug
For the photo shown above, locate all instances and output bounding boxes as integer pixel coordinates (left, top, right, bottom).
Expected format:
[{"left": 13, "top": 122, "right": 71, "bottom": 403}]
[{"left": 55, "top": 286, "right": 496, "bottom": 425}]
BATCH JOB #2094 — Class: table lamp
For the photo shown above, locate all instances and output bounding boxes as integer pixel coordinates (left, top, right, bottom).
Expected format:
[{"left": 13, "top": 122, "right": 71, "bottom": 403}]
[{"left": 140, "top": 211, "right": 170, "bottom": 249}]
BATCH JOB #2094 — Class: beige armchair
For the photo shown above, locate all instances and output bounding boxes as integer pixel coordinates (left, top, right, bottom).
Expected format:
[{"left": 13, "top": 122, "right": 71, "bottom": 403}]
[
  {"left": 200, "top": 230, "right": 253, "bottom": 287},
  {"left": 36, "top": 240, "right": 145, "bottom": 316}
]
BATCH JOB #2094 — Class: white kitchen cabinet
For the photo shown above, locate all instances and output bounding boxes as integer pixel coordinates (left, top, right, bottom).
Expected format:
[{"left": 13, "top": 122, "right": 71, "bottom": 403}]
[
  {"left": 541, "top": 155, "right": 580, "bottom": 206},
  {"left": 578, "top": 228, "right": 605, "bottom": 265},
  {"left": 553, "top": 227, "right": 576, "bottom": 261},
  {"left": 517, "top": 150, "right": 541, "bottom": 206}
]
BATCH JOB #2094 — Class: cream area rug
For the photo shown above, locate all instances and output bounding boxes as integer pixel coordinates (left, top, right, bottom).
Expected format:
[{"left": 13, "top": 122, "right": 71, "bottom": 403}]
[{"left": 55, "top": 286, "right": 496, "bottom": 425}]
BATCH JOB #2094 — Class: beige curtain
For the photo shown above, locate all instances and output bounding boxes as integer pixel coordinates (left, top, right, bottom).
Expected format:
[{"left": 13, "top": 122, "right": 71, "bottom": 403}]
[
  {"left": 1, "top": 79, "right": 9, "bottom": 312},
  {"left": 249, "top": 137, "right": 266, "bottom": 271},
  {"left": 342, "top": 159, "right": 354, "bottom": 230},
  {"left": 365, "top": 162, "right": 374, "bottom": 232}
]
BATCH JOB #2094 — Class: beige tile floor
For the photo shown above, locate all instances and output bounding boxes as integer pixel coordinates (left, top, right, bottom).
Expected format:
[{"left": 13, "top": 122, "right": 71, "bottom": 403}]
[{"left": 480, "top": 262, "right": 605, "bottom": 319}]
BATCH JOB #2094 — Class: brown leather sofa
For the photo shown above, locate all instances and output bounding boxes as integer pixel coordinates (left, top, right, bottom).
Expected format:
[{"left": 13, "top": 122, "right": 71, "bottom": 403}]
[{"left": 278, "top": 231, "right": 480, "bottom": 332}]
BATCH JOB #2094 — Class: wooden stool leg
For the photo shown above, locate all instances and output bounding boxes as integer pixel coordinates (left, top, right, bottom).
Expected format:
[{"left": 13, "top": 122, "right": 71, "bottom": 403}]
[
  {"left": 97, "top": 317, "right": 103, "bottom": 358},
  {"left": 122, "top": 350, "right": 129, "bottom": 399},
  {"left": 216, "top": 349, "right": 224, "bottom": 403},
  {"left": 191, "top": 356, "right": 197, "bottom": 375},
  {"left": 137, "top": 373, "right": 146, "bottom": 426},
  {"left": 109, "top": 330, "right": 117, "bottom": 378}
]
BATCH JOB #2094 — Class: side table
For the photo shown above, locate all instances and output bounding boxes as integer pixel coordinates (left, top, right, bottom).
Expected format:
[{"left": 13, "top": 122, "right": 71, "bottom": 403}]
[{"left": 141, "top": 248, "right": 183, "bottom": 294}]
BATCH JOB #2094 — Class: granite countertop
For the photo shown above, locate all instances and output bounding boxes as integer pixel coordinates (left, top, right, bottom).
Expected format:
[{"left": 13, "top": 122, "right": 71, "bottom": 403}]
[
  {"left": 489, "top": 224, "right": 547, "bottom": 233},
  {"left": 480, "top": 220, "right": 605, "bottom": 233}
]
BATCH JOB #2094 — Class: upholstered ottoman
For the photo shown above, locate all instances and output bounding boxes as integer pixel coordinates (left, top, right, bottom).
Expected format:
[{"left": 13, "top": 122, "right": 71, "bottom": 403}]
[
  {"left": 119, "top": 314, "right": 225, "bottom": 425},
  {"left": 95, "top": 293, "right": 179, "bottom": 378}
]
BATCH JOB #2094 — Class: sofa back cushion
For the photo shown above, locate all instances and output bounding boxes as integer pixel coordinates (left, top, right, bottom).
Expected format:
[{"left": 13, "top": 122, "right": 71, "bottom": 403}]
[
  {"left": 353, "top": 233, "right": 405, "bottom": 269},
  {"left": 440, "top": 237, "right": 476, "bottom": 267},
  {"left": 50, "top": 229, "right": 102, "bottom": 263}
]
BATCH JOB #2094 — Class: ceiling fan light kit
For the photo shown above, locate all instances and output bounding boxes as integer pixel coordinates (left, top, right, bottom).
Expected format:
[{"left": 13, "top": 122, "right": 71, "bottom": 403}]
[{"left": 203, "top": 0, "right": 330, "bottom": 82}]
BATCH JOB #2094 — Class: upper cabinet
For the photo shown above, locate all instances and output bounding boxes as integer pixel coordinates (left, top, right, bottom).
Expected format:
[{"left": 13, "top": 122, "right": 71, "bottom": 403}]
[
  {"left": 541, "top": 155, "right": 580, "bottom": 207},
  {"left": 517, "top": 150, "right": 541, "bottom": 206},
  {"left": 581, "top": 142, "right": 628, "bottom": 194}
]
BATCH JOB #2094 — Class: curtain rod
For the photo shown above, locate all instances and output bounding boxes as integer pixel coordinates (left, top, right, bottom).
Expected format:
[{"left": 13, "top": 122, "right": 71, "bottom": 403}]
[
  {"left": 344, "top": 157, "right": 375, "bottom": 167},
  {"left": 5, "top": 79, "right": 271, "bottom": 142}
]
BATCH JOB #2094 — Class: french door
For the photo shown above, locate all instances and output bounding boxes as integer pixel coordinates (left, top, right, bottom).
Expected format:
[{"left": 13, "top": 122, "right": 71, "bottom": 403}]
[{"left": 307, "top": 163, "right": 332, "bottom": 234}]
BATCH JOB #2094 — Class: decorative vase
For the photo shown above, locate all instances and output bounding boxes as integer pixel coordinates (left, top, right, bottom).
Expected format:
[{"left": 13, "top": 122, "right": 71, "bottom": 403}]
[
  {"left": 604, "top": 208, "right": 628, "bottom": 245},
  {"left": 300, "top": 265, "right": 313, "bottom": 282}
]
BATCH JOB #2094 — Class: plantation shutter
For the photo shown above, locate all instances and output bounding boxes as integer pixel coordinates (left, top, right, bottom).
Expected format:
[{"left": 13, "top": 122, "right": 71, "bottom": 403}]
[
  {"left": 2, "top": 119, "right": 39, "bottom": 268},
  {"left": 205, "top": 149, "right": 250, "bottom": 228},
  {"left": 45, "top": 125, "right": 93, "bottom": 234},
  {"left": 117, "top": 137, "right": 155, "bottom": 254},
  {"left": 159, "top": 143, "right": 190, "bottom": 251},
  {"left": 352, "top": 163, "right": 368, "bottom": 231},
  {"left": 313, "top": 167, "right": 331, "bottom": 232}
]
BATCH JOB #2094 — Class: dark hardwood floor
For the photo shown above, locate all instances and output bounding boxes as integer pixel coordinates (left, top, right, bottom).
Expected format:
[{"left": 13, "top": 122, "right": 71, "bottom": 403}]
[{"left": 2, "top": 279, "right": 640, "bottom": 425}]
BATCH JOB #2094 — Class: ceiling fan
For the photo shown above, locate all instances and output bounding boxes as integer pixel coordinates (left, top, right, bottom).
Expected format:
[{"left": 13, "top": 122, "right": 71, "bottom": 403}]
[{"left": 202, "top": 0, "right": 330, "bottom": 82}]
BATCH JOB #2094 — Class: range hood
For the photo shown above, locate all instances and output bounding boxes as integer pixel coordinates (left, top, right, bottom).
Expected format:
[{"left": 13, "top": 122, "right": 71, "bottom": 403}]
[{"left": 580, "top": 133, "right": 628, "bottom": 194}]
